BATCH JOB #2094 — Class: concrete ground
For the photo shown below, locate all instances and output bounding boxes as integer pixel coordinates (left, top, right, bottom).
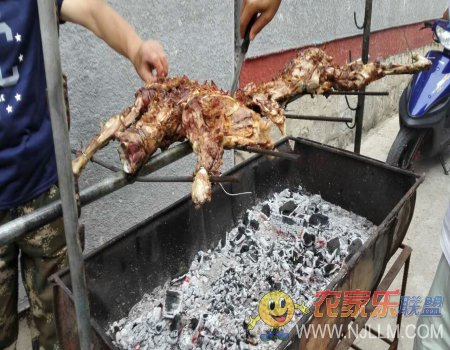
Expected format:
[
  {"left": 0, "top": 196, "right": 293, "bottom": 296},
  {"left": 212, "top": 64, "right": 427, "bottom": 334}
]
[
  {"left": 16, "top": 115, "right": 449, "bottom": 349},
  {"left": 350, "top": 116, "right": 450, "bottom": 349}
]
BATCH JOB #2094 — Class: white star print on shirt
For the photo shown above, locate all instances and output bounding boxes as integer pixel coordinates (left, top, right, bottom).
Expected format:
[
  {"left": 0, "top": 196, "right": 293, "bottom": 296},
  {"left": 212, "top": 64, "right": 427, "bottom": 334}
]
[
  {"left": 15, "top": 33, "right": 21, "bottom": 42},
  {"left": 19, "top": 54, "right": 24, "bottom": 62},
  {"left": 6, "top": 105, "right": 13, "bottom": 113},
  {"left": 15, "top": 93, "right": 21, "bottom": 102},
  {"left": 0, "top": 95, "right": 4, "bottom": 103}
]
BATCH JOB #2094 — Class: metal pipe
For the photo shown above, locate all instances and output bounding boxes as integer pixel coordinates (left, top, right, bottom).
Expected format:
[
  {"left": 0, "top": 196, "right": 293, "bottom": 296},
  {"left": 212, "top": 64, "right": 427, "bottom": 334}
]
[
  {"left": 324, "top": 91, "right": 388, "bottom": 96},
  {"left": 285, "top": 114, "right": 353, "bottom": 123},
  {"left": 233, "top": 146, "right": 299, "bottom": 161},
  {"left": 354, "top": 0, "right": 373, "bottom": 153},
  {"left": 0, "top": 142, "right": 192, "bottom": 245},
  {"left": 135, "top": 175, "right": 240, "bottom": 183},
  {"left": 36, "top": 0, "right": 91, "bottom": 348},
  {"left": 283, "top": 90, "right": 388, "bottom": 107}
]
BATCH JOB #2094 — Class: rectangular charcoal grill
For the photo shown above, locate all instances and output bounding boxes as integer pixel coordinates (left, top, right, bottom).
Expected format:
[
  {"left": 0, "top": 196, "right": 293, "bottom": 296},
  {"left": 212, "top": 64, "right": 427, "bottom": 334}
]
[{"left": 51, "top": 137, "right": 422, "bottom": 350}]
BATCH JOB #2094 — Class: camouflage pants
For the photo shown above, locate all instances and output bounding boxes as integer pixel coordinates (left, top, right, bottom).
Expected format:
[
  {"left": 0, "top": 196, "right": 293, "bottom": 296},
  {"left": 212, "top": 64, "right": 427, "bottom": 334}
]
[{"left": 0, "top": 185, "right": 67, "bottom": 350}]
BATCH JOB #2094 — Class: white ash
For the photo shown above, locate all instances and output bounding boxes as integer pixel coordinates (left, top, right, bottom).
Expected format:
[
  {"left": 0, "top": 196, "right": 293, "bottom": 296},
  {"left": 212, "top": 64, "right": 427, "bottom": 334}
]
[{"left": 108, "top": 187, "right": 376, "bottom": 350}]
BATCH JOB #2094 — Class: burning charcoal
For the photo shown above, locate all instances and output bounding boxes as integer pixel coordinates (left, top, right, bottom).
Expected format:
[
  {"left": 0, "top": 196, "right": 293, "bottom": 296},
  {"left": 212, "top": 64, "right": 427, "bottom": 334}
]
[
  {"left": 243, "top": 335, "right": 257, "bottom": 347},
  {"left": 326, "top": 237, "right": 341, "bottom": 255},
  {"left": 323, "top": 263, "right": 340, "bottom": 277},
  {"left": 303, "top": 267, "right": 313, "bottom": 276},
  {"left": 304, "top": 250, "right": 314, "bottom": 262},
  {"left": 280, "top": 200, "right": 297, "bottom": 215},
  {"left": 290, "top": 251, "right": 304, "bottom": 265},
  {"left": 314, "top": 255, "right": 325, "bottom": 268},
  {"left": 163, "top": 290, "right": 183, "bottom": 319},
  {"left": 108, "top": 187, "right": 377, "bottom": 349},
  {"left": 321, "top": 204, "right": 331, "bottom": 213},
  {"left": 313, "top": 268, "right": 323, "bottom": 278},
  {"left": 261, "top": 203, "right": 271, "bottom": 217},
  {"left": 303, "top": 231, "right": 316, "bottom": 247},
  {"left": 170, "top": 274, "right": 188, "bottom": 286},
  {"left": 167, "top": 330, "right": 180, "bottom": 345},
  {"left": 266, "top": 276, "right": 281, "bottom": 290},
  {"left": 279, "top": 189, "right": 291, "bottom": 198},
  {"left": 155, "top": 322, "right": 163, "bottom": 334},
  {"left": 240, "top": 245, "right": 250, "bottom": 254},
  {"left": 282, "top": 216, "right": 296, "bottom": 225},
  {"left": 316, "top": 237, "right": 327, "bottom": 249},
  {"left": 151, "top": 304, "right": 163, "bottom": 322},
  {"left": 190, "top": 318, "right": 199, "bottom": 330},
  {"left": 242, "top": 211, "right": 250, "bottom": 226},
  {"left": 178, "top": 332, "right": 194, "bottom": 350},
  {"left": 169, "top": 314, "right": 181, "bottom": 332},
  {"left": 309, "top": 213, "right": 329, "bottom": 227},
  {"left": 233, "top": 231, "right": 246, "bottom": 246},
  {"left": 307, "top": 203, "right": 318, "bottom": 214},
  {"left": 249, "top": 219, "right": 259, "bottom": 231}
]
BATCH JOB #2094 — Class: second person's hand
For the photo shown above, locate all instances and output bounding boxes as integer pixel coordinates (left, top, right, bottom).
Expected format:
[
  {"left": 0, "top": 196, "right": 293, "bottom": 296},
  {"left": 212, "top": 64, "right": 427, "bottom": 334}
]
[{"left": 240, "top": 0, "right": 282, "bottom": 41}]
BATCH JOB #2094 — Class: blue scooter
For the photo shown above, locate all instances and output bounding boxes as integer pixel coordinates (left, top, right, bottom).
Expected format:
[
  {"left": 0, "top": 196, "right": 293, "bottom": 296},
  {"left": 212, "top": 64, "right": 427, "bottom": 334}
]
[{"left": 387, "top": 19, "right": 450, "bottom": 173}]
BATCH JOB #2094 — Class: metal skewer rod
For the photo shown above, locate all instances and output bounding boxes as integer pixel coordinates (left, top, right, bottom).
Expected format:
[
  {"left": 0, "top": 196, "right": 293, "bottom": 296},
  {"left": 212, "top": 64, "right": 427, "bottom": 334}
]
[
  {"left": 0, "top": 142, "right": 192, "bottom": 245},
  {"left": 285, "top": 114, "right": 354, "bottom": 123},
  {"left": 233, "top": 146, "right": 299, "bottom": 161},
  {"left": 323, "top": 91, "right": 389, "bottom": 96},
  {"left": 71, "top": 149, "right": 122, "bottom": 173},
  {"left": 37, "top": 1, "right": 91, "bottom": 348},
  {"left": 135, "top": 175, "right": 240, "bottom": 183},
  {"left": 283, "top": 90, "right": 388, "bottom": 107}
]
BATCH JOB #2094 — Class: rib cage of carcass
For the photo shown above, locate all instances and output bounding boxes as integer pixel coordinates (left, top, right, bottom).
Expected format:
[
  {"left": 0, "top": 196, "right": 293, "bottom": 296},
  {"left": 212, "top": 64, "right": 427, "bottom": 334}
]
[{"left": 72, "top": 48, "right": 431, "bottom": 206}]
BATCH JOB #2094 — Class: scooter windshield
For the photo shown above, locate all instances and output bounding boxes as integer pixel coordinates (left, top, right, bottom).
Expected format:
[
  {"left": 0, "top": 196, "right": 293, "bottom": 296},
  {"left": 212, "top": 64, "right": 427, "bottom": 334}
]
[{"left": 408, "top": 51, "right": 450, "bottom": 117}]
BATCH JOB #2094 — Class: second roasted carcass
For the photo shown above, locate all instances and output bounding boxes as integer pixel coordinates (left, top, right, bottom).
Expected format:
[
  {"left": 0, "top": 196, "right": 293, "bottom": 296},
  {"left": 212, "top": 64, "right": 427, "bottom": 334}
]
[{"left": 73, "top": 48, "right": 431, "bottom": 206}]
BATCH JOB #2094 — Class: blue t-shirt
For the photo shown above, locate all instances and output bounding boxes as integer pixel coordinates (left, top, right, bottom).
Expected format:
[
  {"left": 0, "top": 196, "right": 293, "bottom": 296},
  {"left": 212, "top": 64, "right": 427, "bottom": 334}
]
[{"left": 0, "top": 0, "right": 63, "bottom": 210}]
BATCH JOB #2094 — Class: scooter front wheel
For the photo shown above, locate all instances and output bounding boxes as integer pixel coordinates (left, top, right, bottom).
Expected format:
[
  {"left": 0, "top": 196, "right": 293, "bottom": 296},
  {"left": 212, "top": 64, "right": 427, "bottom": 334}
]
[
  {"left": 386, "top": 127, "right": 426, "bottom": 170},
  {"left": 386, "top": 127, "right": 425, "bottom": 256}
]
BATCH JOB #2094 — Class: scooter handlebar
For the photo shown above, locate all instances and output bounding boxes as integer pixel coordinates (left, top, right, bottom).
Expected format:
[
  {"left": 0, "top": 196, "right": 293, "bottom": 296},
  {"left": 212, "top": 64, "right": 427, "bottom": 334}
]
[{"left": 421, "top": 21, "right": 434, "bottom": 30}]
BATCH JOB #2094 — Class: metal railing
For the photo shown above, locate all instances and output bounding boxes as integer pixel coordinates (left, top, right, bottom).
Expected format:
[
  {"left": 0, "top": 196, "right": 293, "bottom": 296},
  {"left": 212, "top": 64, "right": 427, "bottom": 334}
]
[{"left": 37, "top": 1, "right": 91, "bottom": 348}]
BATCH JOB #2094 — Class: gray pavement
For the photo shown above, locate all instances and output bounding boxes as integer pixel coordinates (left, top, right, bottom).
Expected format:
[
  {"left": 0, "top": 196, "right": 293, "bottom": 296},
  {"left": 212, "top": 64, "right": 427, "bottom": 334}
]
[
  {"left": 351, "top": 116, "right": 450, "bottom": 350},
  {"left": 16, "top": 115, "right": 449, "bottom": 349}
]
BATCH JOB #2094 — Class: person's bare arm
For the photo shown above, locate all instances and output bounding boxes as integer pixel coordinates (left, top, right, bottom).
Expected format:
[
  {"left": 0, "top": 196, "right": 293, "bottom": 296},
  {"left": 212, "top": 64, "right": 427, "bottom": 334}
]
[
  {"left": 240, "top": 0, "right": 282, "bottom": 40},
  {"left": 60, "top": 0, "right": 168, "bottom": 82},
  {"left": 443, "top": 8, "right": 449, "bottom": 20}
]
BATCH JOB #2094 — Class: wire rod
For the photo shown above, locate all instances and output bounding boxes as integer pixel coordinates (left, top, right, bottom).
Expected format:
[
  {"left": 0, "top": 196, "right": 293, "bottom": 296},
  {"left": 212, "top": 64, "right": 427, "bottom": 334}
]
[
  {"left": 71, "top": 149, "right": 121, "bottom": 173},
  {"left": 135, "top": 175, "right": 240, "bottom": 183},
  {"left": 285, "top": 114, "right": 353, "bottom": 123},
  {"left": 233, "top": 146, "right": 300, "bottom": 161}
]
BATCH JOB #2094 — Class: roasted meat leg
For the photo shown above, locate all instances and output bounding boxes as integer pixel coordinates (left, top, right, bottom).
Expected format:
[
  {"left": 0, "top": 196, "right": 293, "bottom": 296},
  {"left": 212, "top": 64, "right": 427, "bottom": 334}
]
[{"left": 182, "top": 92, "right": 272, "bottom": 205}]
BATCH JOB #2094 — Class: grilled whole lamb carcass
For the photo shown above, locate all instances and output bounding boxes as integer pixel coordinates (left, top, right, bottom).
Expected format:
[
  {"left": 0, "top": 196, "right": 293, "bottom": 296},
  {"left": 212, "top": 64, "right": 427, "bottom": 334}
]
[
  {"left": 72, "top": 48, "right": 431, "bottom": 205},
  {"left": 235, "top": 47, "right": 431, "bottom": 112}
]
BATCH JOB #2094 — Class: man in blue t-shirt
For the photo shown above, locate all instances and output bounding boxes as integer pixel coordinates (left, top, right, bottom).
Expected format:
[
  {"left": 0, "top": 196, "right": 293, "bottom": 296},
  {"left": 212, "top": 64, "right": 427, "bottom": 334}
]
[{"left": 0, "top": 0, "right": 167, "bottom": 349}]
